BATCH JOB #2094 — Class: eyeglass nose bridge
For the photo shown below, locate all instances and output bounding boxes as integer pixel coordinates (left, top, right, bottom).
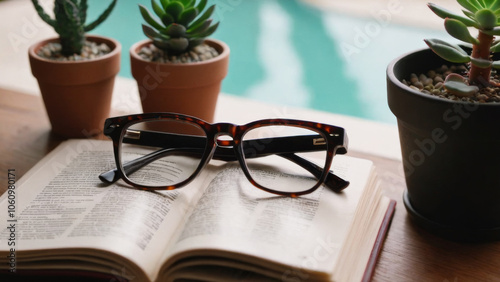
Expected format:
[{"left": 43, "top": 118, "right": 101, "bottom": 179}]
[
  {"left": 215, "top": 135, "right": 234, "bottom": 148},
  {"left": 212, "top": 123, "right": 239, "bottom": 148}
]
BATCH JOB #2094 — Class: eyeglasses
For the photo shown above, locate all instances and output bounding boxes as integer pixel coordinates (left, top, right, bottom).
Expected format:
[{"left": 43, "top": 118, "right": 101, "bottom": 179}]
[{"left": 99, "top": 113, "right": 349, "bottom": 197}]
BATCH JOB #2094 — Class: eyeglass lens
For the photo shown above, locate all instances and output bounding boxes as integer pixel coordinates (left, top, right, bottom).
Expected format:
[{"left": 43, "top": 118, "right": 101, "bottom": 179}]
[
  {"left": 119, "top": 120, "right": 329, "bottom": 193},
  {"left": 120, "top": 120, "right": 207, "bottom": 187},
  {"left": 242, "top": 125, "right": 327, "bottom": 193}
]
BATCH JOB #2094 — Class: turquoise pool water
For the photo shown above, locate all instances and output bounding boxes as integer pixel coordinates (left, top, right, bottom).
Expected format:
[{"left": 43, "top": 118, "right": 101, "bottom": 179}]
[{"left": 89, "top": 0, "right": 448, "bottom": 124}]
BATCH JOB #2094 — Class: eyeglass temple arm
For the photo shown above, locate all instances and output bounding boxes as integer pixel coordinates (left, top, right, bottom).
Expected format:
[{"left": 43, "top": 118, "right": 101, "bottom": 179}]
[
  {"left": 278, "top": 153, "right": 349, "bottom": 192},
  {"left": 99, "top": 147, "right": 205, "bottom": 184}
]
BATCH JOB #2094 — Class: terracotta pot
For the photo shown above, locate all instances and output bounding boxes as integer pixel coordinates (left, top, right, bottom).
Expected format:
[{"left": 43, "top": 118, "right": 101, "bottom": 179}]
[
  {"left": 130, "top": 39, "right": 230, "bottom": 123},
  {"left": 29, "top": 35, "right": 121, "bottom": 138},
  {"left": 387, "top": 47, "right": 500, "bottom": 242}
]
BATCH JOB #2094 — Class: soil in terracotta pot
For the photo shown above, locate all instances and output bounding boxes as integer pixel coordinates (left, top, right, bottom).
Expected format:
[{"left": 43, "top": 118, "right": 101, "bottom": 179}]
[
  {"left": 402, "top": 64, "right": 500, "bottom": 103},
  {"left": 37, "top": 40, "right": 111, "bottom": 61},
  {"left": 137, "top": 43, "right": 220, "bottom": 63}
]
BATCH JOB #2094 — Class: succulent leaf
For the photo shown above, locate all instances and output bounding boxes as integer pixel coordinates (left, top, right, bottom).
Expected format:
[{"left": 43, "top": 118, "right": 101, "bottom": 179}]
[
  {"left": 470, "top": 56, "right": 492, "bottom": 67},
  {"left": 162, "top": 13, "right": 175, "bottom": 26},
  {"left": 431, "top": 38, "right": 469, "bottom": 55},
  {"left": 428, "top": 3, "right": 478, "bottom": 26},
  {"left": 152, "top": 38, "right": 171, "bottom": 49},
  {"left": 482, "top": 26, "right": 500, "bottom": 34},
  {"left": 444, "top": 73, "right": 479, "bottom": 97},
  {"left": 462, "top": 9, "right": 476, "bottom": 19},
  {"left": 165, "top": 2, "right": 184, "bottom": 22},
  {"left": 195, "top": 0, "right": 207, "bottom": 14},
  {"left": 166, "top": 38, "right": 189, "bottom": 52},
  {"left": 475, "top": 8, "right": 498, "bottom": 29},
  {"left": 491, "top": 39, "right": 500, "bottom": 51},
  {"left": 142, "top": 24, "right": 169, "bottom": 40},
  {"left": 188, "top": 38, "right": 204, "bottom": 48},
  {"left": 166, "top": 23, "right": 187, "bottom": 37},
  {"left": 486, "top": 0, "right": 497, "bottom": 6},
  {"left": 470, "top": 0, "right": 488, "bottom": 9},
  {"left": 179, "top": 0, "right": 194, "bottom": 8},
  {"left": 187, "top": 19, "right": 212, "bottom": 36},
  {"left": 152, "top": 0, "right": 166, "bottom": 18},
  {"left": 160, "top": 0, "right": 170, "bottom": 10},
  {"left": 445, "top": 18, "right": 480, "bottom": 44},
  {"left": 140, "top": 4, "right": 165, "bottom": 31},
  {"left": 178, "top": 7, "right": 198, "bottom": 26},
  {"left": 425, "top": 39, "right": 471, "bottom": 63},
  {"left": 457, "top": 0, "right": 480, "bottom": 12},
  {"left": 189, "top": 4, "right": 215, "bottom": 29},
  {"left": 492, "top": 60, "right": 500, "bottom": 68},
  {"left": 198, "top": 22, "right": 219, "bottom": 37},
  {"left": 491, "top": 0, "right": 500, "bottom": 10}
]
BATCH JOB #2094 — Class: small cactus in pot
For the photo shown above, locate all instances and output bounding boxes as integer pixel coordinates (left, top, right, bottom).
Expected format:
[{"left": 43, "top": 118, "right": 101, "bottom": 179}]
[
  {"left": 139, "top": 0, "right": 219, "bottom": 55},
  {"left": 32, "top": 0, "right": 117, "bottom": 56},
  {"left": 424, "top": 0, "right": 500, "bottom": 97}
]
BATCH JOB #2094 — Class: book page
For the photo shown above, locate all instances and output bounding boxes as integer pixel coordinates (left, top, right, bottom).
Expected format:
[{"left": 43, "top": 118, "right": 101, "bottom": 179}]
[
  {"left": 0, "top": 139, "right": 210, "bottom": 280},
  {"left": 159, "top": 155, "right": 375, "bottom": 279}
]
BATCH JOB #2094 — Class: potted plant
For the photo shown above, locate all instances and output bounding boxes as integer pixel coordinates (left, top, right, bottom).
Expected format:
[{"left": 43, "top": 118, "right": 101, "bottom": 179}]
[
  {"left": 387, "top": 0, "right": 500, "bottom": 241},
  {"left": 29, "top": 0, "right": 121, "bottom": 138},
  {"left": 131, "top": 0, "right": 230, "bottom": 123}
]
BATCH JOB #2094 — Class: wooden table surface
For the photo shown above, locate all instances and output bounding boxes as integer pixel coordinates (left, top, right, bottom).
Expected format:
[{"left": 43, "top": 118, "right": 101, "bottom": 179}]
[{"left": 1, "top": 88, "right": 500, "bottom": 281}]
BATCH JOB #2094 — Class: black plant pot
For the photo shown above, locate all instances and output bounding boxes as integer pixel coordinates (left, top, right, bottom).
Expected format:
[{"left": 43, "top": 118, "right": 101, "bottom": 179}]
[{"left": 387, "top": 47, "right": 500, "bottom": 242}]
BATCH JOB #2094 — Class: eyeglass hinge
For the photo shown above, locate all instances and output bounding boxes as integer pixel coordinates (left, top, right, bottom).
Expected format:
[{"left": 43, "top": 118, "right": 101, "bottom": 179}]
[
  {"left": 313, "top": 138, "right": 326, "bottom": 146},
  {"left": 125, "top": 129, "right": 141, "bottom": 140}
]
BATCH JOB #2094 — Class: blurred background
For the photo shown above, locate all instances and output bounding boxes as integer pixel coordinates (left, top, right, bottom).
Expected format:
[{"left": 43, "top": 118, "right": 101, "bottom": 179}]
[{"left": 0, "top": 0, "right": 458, "bottom": 124}]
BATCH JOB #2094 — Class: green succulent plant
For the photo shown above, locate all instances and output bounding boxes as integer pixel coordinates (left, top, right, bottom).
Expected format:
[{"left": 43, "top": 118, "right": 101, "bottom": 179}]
[
  {"left": 425, "top": 0, "right": 500, "bottom": 96},
  {"left": 139, "top": 0, "right": 219, "bottom": 54},
  {"left": 32, "top": 0, "right": 117, "bottom": 56}
]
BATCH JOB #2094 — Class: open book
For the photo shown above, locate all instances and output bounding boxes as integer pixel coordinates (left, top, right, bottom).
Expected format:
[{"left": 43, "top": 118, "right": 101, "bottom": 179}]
[{"left": 0, "top": 139, "right": 395, "bottom": 281}]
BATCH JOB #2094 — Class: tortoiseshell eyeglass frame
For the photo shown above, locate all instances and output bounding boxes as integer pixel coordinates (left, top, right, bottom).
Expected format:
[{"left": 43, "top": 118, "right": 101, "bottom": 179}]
[{"left": 100, "top": 112, "right": 349, "bottom": 197}]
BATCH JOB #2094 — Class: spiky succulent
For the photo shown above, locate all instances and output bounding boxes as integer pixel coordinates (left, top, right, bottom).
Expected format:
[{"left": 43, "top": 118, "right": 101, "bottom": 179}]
[
  {"left": 425, "top": 0, "right": 500, "bottom": 96},
  {"left": 139, "top": 0, "right": 219, "bottom": 54},
  {"left": 32, "top": 0, "right": 117, "bottom": 56}
]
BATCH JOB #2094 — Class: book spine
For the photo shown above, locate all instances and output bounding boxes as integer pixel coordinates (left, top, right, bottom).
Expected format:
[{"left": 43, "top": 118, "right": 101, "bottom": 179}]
[{"left": 361, "top": 199, "right": 396, "bottom": 282}]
